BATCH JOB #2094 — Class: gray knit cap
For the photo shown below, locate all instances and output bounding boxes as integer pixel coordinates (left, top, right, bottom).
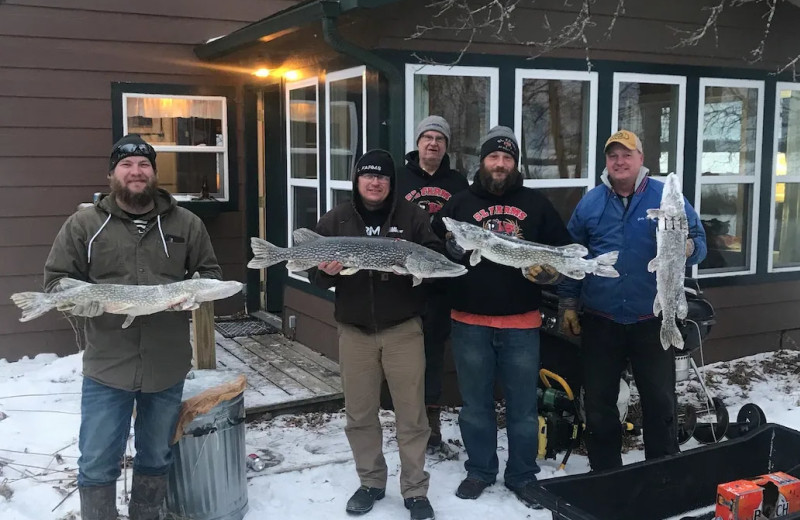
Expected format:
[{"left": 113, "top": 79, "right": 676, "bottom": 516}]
[
  {"left": 479, "top": 125, "right": 520, "bottom": 165},
  {"left": 415, "top": 115, "right": 451, "bottom": 145}
]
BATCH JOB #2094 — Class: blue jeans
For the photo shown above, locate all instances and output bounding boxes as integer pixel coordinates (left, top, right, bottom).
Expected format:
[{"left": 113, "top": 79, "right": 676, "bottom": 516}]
[
  {"left": 78, "top": 377, "right": 184, "bottom": 487},
  {"left": 451, "top": 321, "right": 541, "bottom": 487}
]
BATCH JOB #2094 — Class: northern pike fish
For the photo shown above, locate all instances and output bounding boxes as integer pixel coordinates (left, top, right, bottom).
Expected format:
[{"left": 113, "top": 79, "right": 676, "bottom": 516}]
[
  {"left": 247, "top": 228, "right": 467, "bottom": 286},
  {"left": 10, "top": 273, "right": 243, "bottom": 328},
  {"left": 442, "top": 217, "right": 619, "bottom": 280},
  {"left": 647, "top": 173, "right": 689, "bottom": 350}
]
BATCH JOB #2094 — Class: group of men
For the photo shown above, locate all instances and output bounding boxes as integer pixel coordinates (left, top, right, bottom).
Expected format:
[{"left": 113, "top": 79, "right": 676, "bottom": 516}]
[{"left": 49, "top": 117, "right": 706, "bottom": 520}]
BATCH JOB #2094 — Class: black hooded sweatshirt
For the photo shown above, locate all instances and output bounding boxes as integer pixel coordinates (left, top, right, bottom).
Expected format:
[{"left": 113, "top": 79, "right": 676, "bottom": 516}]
[
  {"left": 432, "top": 172, "right": 572, "bottom": 316},
  {"left": 397, "top": 151, "right": 468, "bottom": 217}
]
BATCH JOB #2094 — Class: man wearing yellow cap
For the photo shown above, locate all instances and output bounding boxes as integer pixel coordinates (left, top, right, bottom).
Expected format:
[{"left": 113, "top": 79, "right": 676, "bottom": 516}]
[{"left": 558, "top": 130, "right": 707, "bottom": 471}]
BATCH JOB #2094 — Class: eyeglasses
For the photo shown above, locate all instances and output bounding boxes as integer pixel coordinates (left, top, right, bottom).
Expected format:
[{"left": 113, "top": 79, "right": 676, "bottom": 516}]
[
  {"left": 360, "top": 173, "right": 391, "bottom": 183},
  {"left": 419, "top": 134, "right": 446, "bottom": 144}
]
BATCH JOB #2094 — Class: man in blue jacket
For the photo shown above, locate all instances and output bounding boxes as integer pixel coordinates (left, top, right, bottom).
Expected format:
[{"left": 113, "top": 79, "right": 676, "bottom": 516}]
[{"left": 559, "top": 130, "right": 707, "bottom": 471}]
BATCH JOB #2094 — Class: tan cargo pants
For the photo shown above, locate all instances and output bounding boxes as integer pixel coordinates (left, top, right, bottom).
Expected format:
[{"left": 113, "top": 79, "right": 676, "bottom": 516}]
[{"left": 338, "top": 317, "right": 430, "bottom": 498}]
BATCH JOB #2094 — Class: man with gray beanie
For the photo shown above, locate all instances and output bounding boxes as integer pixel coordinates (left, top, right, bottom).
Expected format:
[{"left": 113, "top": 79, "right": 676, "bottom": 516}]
[
  {"left": 43, "top": 134, "right": 222, "bottom": 520},
  {"left": 397, "top": 115, "right": 468, "bottom": 455},
  {"left": 432, "top": 126, "right": 572, "bottom": 509}
]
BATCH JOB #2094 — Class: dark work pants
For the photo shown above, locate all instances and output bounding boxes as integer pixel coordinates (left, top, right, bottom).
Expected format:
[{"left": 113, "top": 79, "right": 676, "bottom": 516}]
[
  {"left": 581, "top": 313, "right": 678, "bottom": 471},
  {"left": 423, "top": 290, "right": 451, "bottom": 406}
]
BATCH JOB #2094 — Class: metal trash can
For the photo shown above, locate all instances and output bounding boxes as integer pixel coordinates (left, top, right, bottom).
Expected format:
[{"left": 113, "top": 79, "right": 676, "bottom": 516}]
[{"left": 166, "top": 370, "right": 248, "bottom": 520}]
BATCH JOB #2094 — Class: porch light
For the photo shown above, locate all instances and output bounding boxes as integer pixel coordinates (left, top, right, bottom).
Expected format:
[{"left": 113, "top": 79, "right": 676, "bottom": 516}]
[
  {"left": 284, "top": 70, "right": 300, "bottom": 80},
  {"left": 253, "top": 68, "right": 271, "bottom": 78}
]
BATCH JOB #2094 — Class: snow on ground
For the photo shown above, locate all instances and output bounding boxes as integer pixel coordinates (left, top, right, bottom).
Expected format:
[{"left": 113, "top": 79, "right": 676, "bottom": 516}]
[{"left": 1, "top": 349, "right": 799, "bottom": 520}]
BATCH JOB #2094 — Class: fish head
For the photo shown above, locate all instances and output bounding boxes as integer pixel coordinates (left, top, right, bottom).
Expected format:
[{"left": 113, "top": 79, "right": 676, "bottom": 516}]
[
  {"left": 191, "top": 279, "right": 245, "bottom": 302},
  {"left": 441, "top": 217, "right": 487, "bottom": 250},
  {"left": 661, "top": 173, "right": 685, "bottom": 217},
  {"left": 405, "top": 250, "right": 468, "bottom": 279}
]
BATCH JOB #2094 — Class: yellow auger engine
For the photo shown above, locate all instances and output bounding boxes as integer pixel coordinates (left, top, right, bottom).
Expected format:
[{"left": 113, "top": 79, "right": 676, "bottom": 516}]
[{"left": 537, "top": 369, "right": 583, "bottom": 470}]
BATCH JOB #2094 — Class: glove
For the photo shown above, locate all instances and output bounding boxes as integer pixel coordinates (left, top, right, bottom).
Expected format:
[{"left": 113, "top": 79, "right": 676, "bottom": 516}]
[
  {"left": 444, "top": 232, "right": 466, "bottom": 260},
  {"left": 559, "top": 308, "right": 581, "bottom": 336},
  {"left": 71, "top": 301, "right": 104, "bottom": 318},
  {"left": 685, "top": 238, "right": 695, "bottom": 258},
  {"left": 524, "top": 264, "right": 561, "bottom": 284}
]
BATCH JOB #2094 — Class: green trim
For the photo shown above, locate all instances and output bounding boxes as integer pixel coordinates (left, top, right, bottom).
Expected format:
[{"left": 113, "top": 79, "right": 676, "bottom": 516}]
[{"left": 243, "top": 87, "right": 261, "bottom": 313}]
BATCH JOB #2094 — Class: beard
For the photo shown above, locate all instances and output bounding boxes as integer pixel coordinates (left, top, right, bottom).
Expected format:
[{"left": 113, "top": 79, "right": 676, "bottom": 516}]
[
  {"left": 110, "top": 175, "right": 158, "bottom": 211},
  {"left": 478, "top": 163, "right": 520, "bottom": 194}
]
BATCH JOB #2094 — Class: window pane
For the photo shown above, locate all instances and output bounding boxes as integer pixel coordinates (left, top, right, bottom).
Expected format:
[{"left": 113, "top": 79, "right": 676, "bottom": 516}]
[
  {"left": 126, "top": 97, "right": 223, "bottom": 146},
  {"left": 331, "top": 189, "right": 352, "bottom": 208},
  {"left": 519, "top": 79, "right": 591, "bottom": 181},
  {"left": 699, "top": 184, "right": 753, "bottom": 273},
  {"left": 155, "top": 151, "right": 224, "bottom": 198},
  {"left": 617, "top": 82, "right": 680, "bottom": 176},
  {"left": 289, "top": 86, "right": 318, "bottom": 180},
  {"left": 535, "top": 187, "right": 586, "bottom": 224},
  {"left": 329, "top": 76, "right": 363, "bottom": 181},
  {"left": 773, "top": 183, "right": 800, "bottom": 268},
  {"left": 700, "top": 86, "right": 759, "bottom": 177},
  {"left": 414, "top": 74, "right": 490, "bottom": 179},
  {"left": 292, "top": 187, "right": 317, "bottom": 234}
]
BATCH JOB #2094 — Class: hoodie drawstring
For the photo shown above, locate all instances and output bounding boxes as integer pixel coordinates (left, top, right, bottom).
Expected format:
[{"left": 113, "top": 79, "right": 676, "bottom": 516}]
[
  {"left": 157, "top": 215, "right": 170, "bottom": 258},
  {"left": 87, "top": 214, "right": 112, "bottom": 264}
]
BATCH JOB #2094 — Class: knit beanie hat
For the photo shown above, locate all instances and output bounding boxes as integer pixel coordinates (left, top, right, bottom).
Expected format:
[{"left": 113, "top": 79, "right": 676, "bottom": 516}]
[
  {"left": 415, "top": 115, "right": 451, "bottom": 145},
  {"left": 109, "top": 134, "right": 157, "bottom": 171},
  {"left": 479, "top": 125, "right": 519, "bottom": 165},
  {"left": 354, "top": 149, "right": 396, "bottom": 180}
]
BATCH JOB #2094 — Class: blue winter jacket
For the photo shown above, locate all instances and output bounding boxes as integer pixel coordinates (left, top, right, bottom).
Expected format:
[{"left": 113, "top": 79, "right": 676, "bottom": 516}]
[{"left": 559, "top": 168, "right": 707, "bottom": 324}]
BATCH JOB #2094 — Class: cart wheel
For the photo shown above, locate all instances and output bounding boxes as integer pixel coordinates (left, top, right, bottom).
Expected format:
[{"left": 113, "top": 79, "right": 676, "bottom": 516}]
[
  {"left": 692, "top": 397, "right": 730, "bottom": 444},
  {"left": 677, "top": 403, "right": 697, "bottom": 445},
  {"left": 727, "top": 403, "right": 767, "bottom": 439}
]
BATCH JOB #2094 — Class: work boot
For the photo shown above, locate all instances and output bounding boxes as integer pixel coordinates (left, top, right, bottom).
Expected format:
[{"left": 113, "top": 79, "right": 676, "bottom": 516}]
[
  {"left": 128, "top": 473, "right": 168, "bottom": 520},
  {"left": 426, "top": 406, "right": 442, "bottom": 448},
  {"left": 79, "top": 484, "right": 118, "bottom": 520},
  {"left": 345, "top": 486, "right": 385, "bottom": 515},
  {"left": 455, "top": 477, "right": 492, "bottom": 500},
  {"left": 404, "top": 496, "right": 435, "bottom": 520}
]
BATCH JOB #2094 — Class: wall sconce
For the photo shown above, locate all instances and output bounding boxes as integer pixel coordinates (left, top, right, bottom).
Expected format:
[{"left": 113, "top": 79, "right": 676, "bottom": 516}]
[{"left": 253, "top": 68, "right": 271, "bottom": 78}]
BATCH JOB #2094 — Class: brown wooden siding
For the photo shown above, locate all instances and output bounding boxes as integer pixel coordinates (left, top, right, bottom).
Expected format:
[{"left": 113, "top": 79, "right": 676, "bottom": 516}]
[{"left": 0, "top": 0, "right": 298, "bottom": 361}]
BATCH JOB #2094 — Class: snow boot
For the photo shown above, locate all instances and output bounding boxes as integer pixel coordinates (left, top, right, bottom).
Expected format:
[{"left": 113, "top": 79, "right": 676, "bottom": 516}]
[
  {"left": 128, "top": 473, "right": 167, "bottom": 520},
  {"left": 79, "top": 484, "right": 118, "bottom": 520},
  {"left": 404, "top": 496, "right": 435, "bottom": 520},
  {"left": 345, "top": 486, "right": 385, "bottom": 515}
]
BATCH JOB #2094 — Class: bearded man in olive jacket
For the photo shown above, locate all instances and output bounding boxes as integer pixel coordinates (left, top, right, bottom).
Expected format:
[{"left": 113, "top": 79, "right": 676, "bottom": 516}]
[{"left": 43, "top": 135, "right": 222, "bottom": 520}]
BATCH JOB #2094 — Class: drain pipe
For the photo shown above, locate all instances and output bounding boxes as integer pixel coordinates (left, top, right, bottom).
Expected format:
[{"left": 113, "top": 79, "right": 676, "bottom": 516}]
[{"left": 320, "top": 0, "right": 404, "bottom": 161}]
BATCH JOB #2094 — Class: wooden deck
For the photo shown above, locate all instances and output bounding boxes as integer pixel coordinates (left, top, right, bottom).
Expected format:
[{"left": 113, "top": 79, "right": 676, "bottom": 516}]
[{"left": 209, "top": 331, "right": 343, "bottom": 415}]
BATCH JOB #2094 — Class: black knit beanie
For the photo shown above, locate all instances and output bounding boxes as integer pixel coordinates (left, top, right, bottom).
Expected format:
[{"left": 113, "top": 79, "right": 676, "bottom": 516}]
[{"left": 109, "top": 134, "right": 157, "bottom": 172}]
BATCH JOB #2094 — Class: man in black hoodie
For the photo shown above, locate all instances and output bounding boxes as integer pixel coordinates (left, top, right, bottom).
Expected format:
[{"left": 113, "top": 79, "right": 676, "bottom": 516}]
[
  {"left": 433, "top": 126, "right": 571, "bottom": 509},
  {"left": 397, "top": 115, "right": 468, "bottom": 452}
]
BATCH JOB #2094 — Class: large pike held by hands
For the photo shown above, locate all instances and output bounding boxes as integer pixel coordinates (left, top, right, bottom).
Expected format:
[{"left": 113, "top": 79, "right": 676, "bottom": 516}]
[
  {"left": 647, "top": 173, "right": 690, "bottom": 350},
  {"left": 248, "top": 228, "right": 467, "bottom": 286},
  {"left": 10, "top": 274, "right": 243, "bottom": 328},
  {"left": 442, "top": 217, "right": 619, "bottom": 280}
]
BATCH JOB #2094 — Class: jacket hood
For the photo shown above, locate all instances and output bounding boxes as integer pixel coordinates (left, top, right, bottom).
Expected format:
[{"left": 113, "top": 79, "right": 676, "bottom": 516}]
[
  {"left": 403, "top": 150, "right": 454, "bottom": 179},
  {"left": 600, "top": 166, "right": 650, "bottom": 194}
]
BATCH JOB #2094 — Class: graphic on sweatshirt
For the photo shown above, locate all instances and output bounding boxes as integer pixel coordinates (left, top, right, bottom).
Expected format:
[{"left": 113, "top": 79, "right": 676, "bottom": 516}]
[{"left": 404, "top": 186, "right": 454, "bottom": 215}]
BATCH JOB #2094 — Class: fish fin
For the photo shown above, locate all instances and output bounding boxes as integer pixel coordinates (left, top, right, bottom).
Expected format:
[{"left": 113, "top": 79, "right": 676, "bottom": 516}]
[
  {"left": 646, "top": 208, "right": 663, "bottom": 220},
  {"left": 647, "top": 257, "right": 660, "bottom": 273},
  {"left": 412, "top": 276, "right": 422, "bottom": 287},
  {"left": 191, "top": 272, "right": 201, "bottom": 279},
  {"left": 595, "top": 251, "right": 619, "bottom": 266},
  {"left": 562, "top": 268, "right": 586, "bottom": 280},
  {"left": 122, "top": 315, "right": 136, "bottom": 329},
  {"left": 660, "top": 318, "right": 683, "bottom": 350},
  {"left": 653, "top": 297, "right": 662, "bottom": 317},
  {"left": 9, "top": 291, "right": 53, "bottom": 322},
  {"left": 286, "top": 260, "right": 318, "bottom": 272},
  {"left": 56, "top": 278, "right": 90, "bottom": 291},
  {"left": 441, "top": 217, "right": 455, "bottom": 231},
  {"left": 339, "top": 267, "right": 360, "bottom": 276},
  {"left": 292, "top": 228, "right": 322, "bottom": 245},
  {"left": 559, "top": 243, "right": 589, "bottom": 258},
  {"left": 469, "top": 249, "right": 482, "bottom": 266},
  {"left": 677, "top": 293, "right": 689, "bottom": 320},
  {"left": 247, "top": 237, "right": 283, "bottom": 269},
  {"left": 178, "top": 296, "right": 199, "bottom": 311},
  {"left": 592, "top": 265, "right": 620, "bottom": 278},
  {"left": 391, "top": 265, "right": 410, "bottom": 275}
]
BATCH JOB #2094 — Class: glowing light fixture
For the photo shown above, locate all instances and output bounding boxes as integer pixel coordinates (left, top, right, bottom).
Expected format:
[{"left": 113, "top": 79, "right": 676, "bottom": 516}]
[
  {"left": 284, "top": 70, "right": 300, "bottom": 81},
  {"left": 253, "top": 68, "right": 270, "bottom": 78}
]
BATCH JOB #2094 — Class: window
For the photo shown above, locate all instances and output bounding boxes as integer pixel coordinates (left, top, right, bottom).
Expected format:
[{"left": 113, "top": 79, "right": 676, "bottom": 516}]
[
  {"left": 769, "top": 84, "right": 800, "bottom": 272},
  {"left": 286, "top": 78, "right": 320, "bottom": 282},
  {"left": 326, "top": 66, "right": 366, "bottom": 210},
  {"left": 122, "top": 93, "right": 228, "bottom": 201},
  {"left": 694, "top": 79, "right": 763, "bottom": 278},
  {"left": 406, "top": 64, "right": 499, "bottom": 179},
  {"left": 514, "top": 69, "right": 598, "bottom": 222},
  {"left": 612, "top": 73, "right": 686, "bottom": 179}
]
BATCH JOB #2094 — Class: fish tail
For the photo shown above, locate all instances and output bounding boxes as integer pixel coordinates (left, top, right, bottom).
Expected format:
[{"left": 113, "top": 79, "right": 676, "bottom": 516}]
[
  {"left": 595, "top": 250, "right": 619, "bottom": 266},
  {"left": 660, "top": 317, "right": 684, "bottom": 350},
  {"left": 592, "top": 265, "right": 620, "bottom": 278},
  {"left": 247, "top": 237, "right": 284, "bottom": 269},
  {"left": 10, "top": 291, "right": 54, "bottom": 322}
]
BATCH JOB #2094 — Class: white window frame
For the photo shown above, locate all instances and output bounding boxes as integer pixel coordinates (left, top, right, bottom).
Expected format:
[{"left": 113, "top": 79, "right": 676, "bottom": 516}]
[
  {"left": 768, "top": 83, "right": 800, "bottom": 273},
  {"left": 121, "top": 93, "right": 229, "bottom": 202},
  {"left": 693, "top": 78, "right": 764, "bottom": 279},
  {"left": 404, "top": 64, "right": 499, "bottom": 152},
  {"left": 286, "top": 77, "right": 321, "bottom": 284},
  {"left": 325, "top": 66, "right": 367, "bottom": 211},
  {"left": 513, "top": 68, "right": 598, "bottom": 192},
  {"left": 611, "top": 73, "right": 686, "bottom": 181}
]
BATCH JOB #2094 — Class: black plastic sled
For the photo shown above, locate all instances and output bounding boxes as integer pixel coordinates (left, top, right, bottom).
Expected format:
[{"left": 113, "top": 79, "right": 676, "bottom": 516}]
[{"left": 529, "top": 424, "right": 800, "bottom": 520}]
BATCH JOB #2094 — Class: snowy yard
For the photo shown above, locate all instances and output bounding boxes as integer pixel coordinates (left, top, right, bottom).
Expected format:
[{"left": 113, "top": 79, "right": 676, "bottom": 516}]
[{"left": 1, "top": 349, "right": 800, "bottom": 520}]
